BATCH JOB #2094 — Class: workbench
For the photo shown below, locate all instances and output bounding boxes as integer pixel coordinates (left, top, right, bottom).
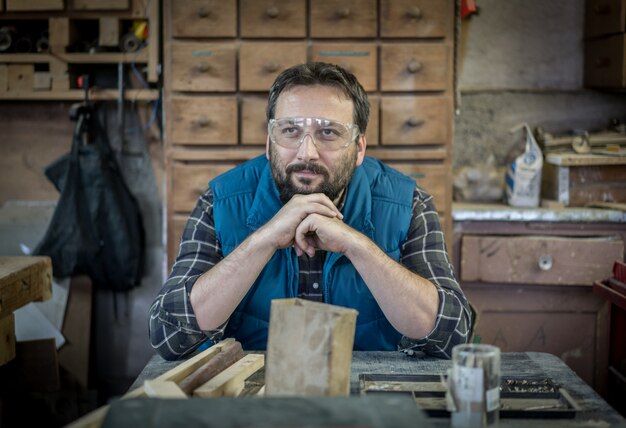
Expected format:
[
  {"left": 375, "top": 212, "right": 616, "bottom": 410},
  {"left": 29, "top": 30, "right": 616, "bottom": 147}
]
[{"left": 127, "top": 351, "right": 626, "bottom": 427}]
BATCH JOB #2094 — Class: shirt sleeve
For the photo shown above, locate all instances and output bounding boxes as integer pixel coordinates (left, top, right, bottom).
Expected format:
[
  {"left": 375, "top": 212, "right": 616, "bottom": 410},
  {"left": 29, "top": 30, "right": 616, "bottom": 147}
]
[
  {"left": 397, "top": 186, "right": 473, "bottom": 359},
  {"left": 148, "top": 187, "right": 227, "bottom": 360}
]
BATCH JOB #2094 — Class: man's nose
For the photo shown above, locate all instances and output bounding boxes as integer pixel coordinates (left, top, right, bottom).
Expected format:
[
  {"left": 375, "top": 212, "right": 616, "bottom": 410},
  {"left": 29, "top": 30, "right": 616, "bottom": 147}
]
[{"left": 297, "top": 133, "right": 320, "bottom": 160}]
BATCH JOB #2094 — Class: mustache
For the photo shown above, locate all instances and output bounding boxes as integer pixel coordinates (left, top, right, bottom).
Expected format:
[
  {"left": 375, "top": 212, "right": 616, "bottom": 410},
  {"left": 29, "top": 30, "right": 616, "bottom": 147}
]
[{"left": 286, "top": 162, "right": 329, "bottom": 176}]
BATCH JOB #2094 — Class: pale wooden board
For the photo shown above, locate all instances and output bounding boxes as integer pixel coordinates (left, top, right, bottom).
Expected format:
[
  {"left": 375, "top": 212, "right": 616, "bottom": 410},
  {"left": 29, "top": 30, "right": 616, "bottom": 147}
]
[
  {"left": 144, "top": 380, "right": 187, "bottom": 399},
  {"left": 193, "top": 353, "right": 264, "bottom": 397},
  {"left": 5, "top": 0, "right": 63, "bottom": 11},
  {"left": 66, "top": 338, "right": 235, "bottom": 428},
  {"left": 0, "top": 256, "right": 52, "bottom": 317},
  {"left": 546, "top": 152, "right": 626, "bottom": 166},
  {"left": 0, "top": 313, "right": 16, "bottom": 366}
]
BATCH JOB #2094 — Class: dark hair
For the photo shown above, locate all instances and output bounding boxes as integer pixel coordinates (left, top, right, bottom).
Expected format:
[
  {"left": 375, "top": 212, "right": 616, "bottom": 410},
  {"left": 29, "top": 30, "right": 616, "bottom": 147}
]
[{"left": 266, "top": 62, "right": 370, "bottom": 135}]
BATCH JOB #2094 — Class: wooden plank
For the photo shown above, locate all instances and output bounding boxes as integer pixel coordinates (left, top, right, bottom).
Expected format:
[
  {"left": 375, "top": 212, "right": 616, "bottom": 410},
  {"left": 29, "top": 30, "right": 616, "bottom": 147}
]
[
  {"left": 49, "top": 17, "right": 75, "bottom": 53},
  {"left": 6, "top": 0, "right": 63, "bottom": 11},
  {"left": 0, "top": 314, "right": 16, "bottom": 366},
  {"left": 144, "top": 380, "right": 187, "bottom": 399},
  {"left": 0, "top": 65, "right": 7, "bottom": 92},
  {"left": 0, "top": 89, "right": 158, "bottom": 100},
  {"left": 0, "top": 51, "right": 148, "bottom": 64},
  {"left": 193, "top": 354, "right": 264, "bottom": 397},
  {"left": 147, "top": 0, "right": 158, "bottom": 82},
  {"left": 73, "top": 0, "right": 129, "bottom": 10},
  {"left": 461, "top": 235, "right": 624, "bottom": 285},
  {"left": 33, "top": 72, "right": 52, "bottom": 90},
  {"left": 546, "top": 152, "right": 626, "bottom": 166},
  {"left": 58, "top": 275, "right": 92, "bottom": 389},
  {"left": 99, "top": 18, "right": 121, "bottom": 47},
  {"left": 66, "top": 339, "right": 235, "bottom": 428},
  {"left": 0, "top": 256, "right": 52, "bottom": 318}
]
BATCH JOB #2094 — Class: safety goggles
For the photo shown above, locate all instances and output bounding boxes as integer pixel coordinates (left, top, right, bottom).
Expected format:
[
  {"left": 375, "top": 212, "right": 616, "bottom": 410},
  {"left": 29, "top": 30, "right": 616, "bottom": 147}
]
[{"left": 268, "top": 117, "right": 359, "bottom": 151}]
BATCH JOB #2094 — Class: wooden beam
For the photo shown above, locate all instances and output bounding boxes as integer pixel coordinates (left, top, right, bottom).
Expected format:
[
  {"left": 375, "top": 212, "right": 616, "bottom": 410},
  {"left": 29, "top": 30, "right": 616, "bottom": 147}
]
[
  {"left": 178, "top": 340, "right": 244, "bottom": 394},
  {"left": 0, "top": 314, "right": 16, "bottom": 366},
  {"left": 0, "top": 256, "right": 52, "bottom": 318},
  {"left": 144, "top": 380, "right": 187, "bottom": 399},
  {"left": 193, "top": 354, "right": 264, "bottom": 398}
]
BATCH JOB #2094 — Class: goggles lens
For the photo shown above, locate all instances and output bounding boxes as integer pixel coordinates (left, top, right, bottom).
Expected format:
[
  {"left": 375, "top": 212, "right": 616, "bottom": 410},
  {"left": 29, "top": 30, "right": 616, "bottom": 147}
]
[{"left": 268, "top": 117, "right": 358, "bottom": 151}]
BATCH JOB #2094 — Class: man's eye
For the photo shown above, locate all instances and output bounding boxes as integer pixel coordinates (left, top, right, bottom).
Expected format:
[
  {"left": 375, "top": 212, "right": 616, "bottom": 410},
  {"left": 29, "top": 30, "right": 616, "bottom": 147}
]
[
  {"left": 281, "top": 127, "right": 300, "bottom": 136},
  {"left": 318, "top": 128, "right": 340, "bottom": 139}
]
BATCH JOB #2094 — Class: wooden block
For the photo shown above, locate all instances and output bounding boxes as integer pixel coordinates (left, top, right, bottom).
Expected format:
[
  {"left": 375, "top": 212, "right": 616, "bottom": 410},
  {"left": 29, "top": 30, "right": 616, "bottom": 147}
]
[
  {"left": 0, "top": 314, "right": 16, "bottom": 366},
  {"left": 144, "top": 380, "right": 187, "bottom": 399},
  {"left": 265, "top": 299, "right": 357, "bottom": 397},
  {"left": 6, "top": 0, "right": 63, "bottom": 11},
  {"left": 58, "top": 275, "right": 92, "bottom": 389},
  {"left": 0, "top": 256, "right": 52, "bottom": 318},
  {"left": 99, "top": 17, "right": 120, "bottom": 47},
  {"left": 49, "top": 58, "right": 70, "bottom": 90},
  {"left": 73, "top": 0, "right": 129, "bottom": 10},
  {"left": 193, "top": 353, "right": 264, "bottom": 397},
  {"left": 33, "top": 72, "right": 52, "bottom": 90},
  {"left": 49, "top": 17, "right": 76, "bottom": 53},
  {"left": 7, "top": 65, "right": 34, "bottom": 92},
  {"left": 0, "top": 65, "right": 7, "bottom": 92}
]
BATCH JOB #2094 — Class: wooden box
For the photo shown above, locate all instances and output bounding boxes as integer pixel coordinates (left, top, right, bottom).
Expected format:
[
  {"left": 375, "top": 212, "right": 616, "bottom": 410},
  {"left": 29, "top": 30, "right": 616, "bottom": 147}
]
[
  {"left": 265, "top": 298, "right": 357, "bottom": 397},
  {"left": 542, "top": 153, "right": 626, "bottom": 206}
]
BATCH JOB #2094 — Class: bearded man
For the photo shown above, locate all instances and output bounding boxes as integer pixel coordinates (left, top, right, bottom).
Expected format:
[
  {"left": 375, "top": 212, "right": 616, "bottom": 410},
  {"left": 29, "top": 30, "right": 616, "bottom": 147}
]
[{"left": 149, "top": 62, "right": 471, "bottom": 360}]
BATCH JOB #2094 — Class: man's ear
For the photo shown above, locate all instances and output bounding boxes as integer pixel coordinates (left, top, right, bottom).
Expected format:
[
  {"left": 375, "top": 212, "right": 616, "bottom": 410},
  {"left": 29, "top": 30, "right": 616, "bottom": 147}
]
[
  {"left": 265, "top": 136, "right": 271, "bottom": 160},
  {"left": 355, "top": 134, "right": 367, "bottom": 166}
]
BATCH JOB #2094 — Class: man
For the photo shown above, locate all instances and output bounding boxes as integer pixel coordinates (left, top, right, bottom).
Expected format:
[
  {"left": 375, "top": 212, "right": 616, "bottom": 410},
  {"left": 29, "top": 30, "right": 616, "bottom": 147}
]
[{"left": 149, "top": 62, "right": 471, "bottom": 360}]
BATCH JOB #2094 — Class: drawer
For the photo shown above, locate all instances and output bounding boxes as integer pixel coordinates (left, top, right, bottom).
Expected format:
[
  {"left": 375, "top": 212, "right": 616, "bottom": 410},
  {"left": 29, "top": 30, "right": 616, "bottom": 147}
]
[
  {"left": 170, "top": 96, "right": 237, "bottom": 145},
  {"left": 386, "top": 163, "right": 448, "bottom": 213},
  {"left": 170, "top": 0, "right": 237, "bottom": 38},
  {"left": 380, "top": 0, "right": 454, "bottom": 38},
  {"left": 380, "top": 43, "right": 451, "bottom": 91},
  {"left": 241, "top": 95, "right": 269, "bottom": 145},
  {"left": 311, "top": 43, "right": 378, "bottom": 92},
  {"left": 585, "top": 0, "right": 626, "bottom": 37},
  {"left": 310, "top": 0, "right": 377, "bottom": 38},
  {"left": 170, "top": 42, "right": 237, "bottom": 92},
  {"left": 171, "top": 162, "right": 240, "bottom": 212},
  {"left": 461, "top": 235, "right": 625, "bottom": 285},
  {"left": 240, "top": 0, "right": 306, "bottom": 38},
  {"left": 366, "top": 96, "right": 379, "bottom": 146},
  {"left": 584, "top": 34, "right": 626, "bottom": 88},
  {"left": 381, "top": 96, "right": 450, "bottom": 145},
  {"left": 239, "top": 42, "right": 307, "bottom": 91}
]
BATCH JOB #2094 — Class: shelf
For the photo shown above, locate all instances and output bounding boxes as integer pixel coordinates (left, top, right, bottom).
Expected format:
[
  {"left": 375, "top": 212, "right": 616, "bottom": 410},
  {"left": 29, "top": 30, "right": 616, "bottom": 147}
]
[
  {"left": 0, "top": 51, "right": 148, "bottom": 64},
  {"left": 0, "top": 88, "right": 158, "bottom": 100}
]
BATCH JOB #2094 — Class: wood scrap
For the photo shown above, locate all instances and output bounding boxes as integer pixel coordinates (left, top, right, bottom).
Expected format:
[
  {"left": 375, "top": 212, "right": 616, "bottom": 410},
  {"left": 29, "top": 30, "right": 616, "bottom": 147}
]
[
  {"left": 144, "top": 380, "right": 187, "bottom": 399},
  {"left": 178, "top": 340, "right": 244, "bottom": 395},
  {"left": 193, "top": 353, "right": 264, "bottom": 397}
]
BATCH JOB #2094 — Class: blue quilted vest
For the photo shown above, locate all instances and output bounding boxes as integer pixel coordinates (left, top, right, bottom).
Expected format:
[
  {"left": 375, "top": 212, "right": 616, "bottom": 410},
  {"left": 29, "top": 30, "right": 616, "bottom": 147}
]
[{"left": 210, "top": 155, "right": 415, "bottom": 350}]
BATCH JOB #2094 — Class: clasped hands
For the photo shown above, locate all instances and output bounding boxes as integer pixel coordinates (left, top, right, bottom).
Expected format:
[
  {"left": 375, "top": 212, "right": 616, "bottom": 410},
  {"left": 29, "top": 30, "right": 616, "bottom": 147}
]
[{"left": 259, "top": 193, "right": 356, "bottom": 257}]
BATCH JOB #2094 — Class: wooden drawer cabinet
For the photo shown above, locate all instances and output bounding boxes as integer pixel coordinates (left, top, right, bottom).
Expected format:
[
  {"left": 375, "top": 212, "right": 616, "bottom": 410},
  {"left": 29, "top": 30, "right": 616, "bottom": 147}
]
[
  {"left": 170, "top": 96, "right": 237, "bottom": 145},
  {"left": 453, "top": 217, "right": 626, "bottom": 394},
  {"left": 585, "top": 0, "right": 626, "bottom": 38},
  {"left": 584, "top": 34, "right": 626, "bottom": 88},
  {"left": 240, "top": 0, "right": 306, "bottom": 38},
  {"left": 170, "top": 0, "right": 237, "bottom": 38},
  {"left": 381, "top": 96, "right": 450, "bottom": 145},
  {"left": 461, "top": 235, "right": 624, "bottom": 285},
  {"left": 380, "top": 0, "right": 454, "bottom": 38},
  {"left": 381, "top": 44, "right": 451, "bottom": 91},
  {"left": 309, "top": 0, "right": 377, "bottom": 38},
  {"left": 311, "top": 43, "right": 378, "bottom": 92},
  {"left": 163, "top": 1, "right": 456, "bottom": 266},
  {"left": 239, "top": 42, "right": 308, "bottom": 91},
  {"left": 170, "top": 43, "right": 237, "bottom": 92}
]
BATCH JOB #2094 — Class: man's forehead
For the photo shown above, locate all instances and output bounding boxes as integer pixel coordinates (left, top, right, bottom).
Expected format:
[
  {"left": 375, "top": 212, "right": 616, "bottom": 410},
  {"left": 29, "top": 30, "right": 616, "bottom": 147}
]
[{"left": 275, "top": 85, "right": 354, "bottom": 119}]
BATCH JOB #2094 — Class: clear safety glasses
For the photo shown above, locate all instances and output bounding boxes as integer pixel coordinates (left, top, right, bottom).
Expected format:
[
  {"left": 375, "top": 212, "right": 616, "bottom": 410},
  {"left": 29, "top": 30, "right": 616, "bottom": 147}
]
[{"left": 268, "top": 117, "right": 359, "bottom": 151}]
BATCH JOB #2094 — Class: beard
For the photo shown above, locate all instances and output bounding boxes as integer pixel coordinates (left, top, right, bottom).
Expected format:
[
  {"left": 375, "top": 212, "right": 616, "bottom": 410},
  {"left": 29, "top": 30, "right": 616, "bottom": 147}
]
[{"left": 269, "top": 145, "right": 358, "bottom": 205}]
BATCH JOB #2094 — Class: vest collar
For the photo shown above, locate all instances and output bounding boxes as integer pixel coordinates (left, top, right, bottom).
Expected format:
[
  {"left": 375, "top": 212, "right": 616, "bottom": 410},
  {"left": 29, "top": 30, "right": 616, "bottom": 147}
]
[{"left": 245, "top": 161, "right": 375, "bottom": 240}]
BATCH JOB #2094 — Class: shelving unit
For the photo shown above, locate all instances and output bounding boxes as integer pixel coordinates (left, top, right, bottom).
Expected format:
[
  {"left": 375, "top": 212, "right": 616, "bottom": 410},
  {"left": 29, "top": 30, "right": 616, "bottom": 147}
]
[{"left": 0, "top": 0, "right": 159, "bottom": 100}]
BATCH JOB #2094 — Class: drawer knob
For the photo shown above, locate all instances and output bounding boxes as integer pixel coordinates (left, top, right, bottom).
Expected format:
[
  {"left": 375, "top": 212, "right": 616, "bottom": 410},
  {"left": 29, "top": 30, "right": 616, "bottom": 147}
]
[
  {"left": 195, "top": 117, "right": 210, "bottom": 128},
  {"left": 407, "top": 6, "right": 423, "bottom": 20},
  {"left": 407, "top": 60, "right": 422, "bottom": 73},
  {"left": 336, "top": 7, "right": 351, "bottom": 18},
  {"left": 195, "top": 62, "right": 210, "bottom": 73},
  {"left": 197, "top": 6, "right": 210, "bottom": 18},
  {"left": 266, "top": 6, "right": 280, "bottom": 18},
  {"left": 407, "top": 118, "right": 424, "bottom": 128},
  {"left": 264, "top": 61, "right": 280, "bottom": 72},
  {"left": 538, "top": 255, "right": 553, "bottom": 271}
]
